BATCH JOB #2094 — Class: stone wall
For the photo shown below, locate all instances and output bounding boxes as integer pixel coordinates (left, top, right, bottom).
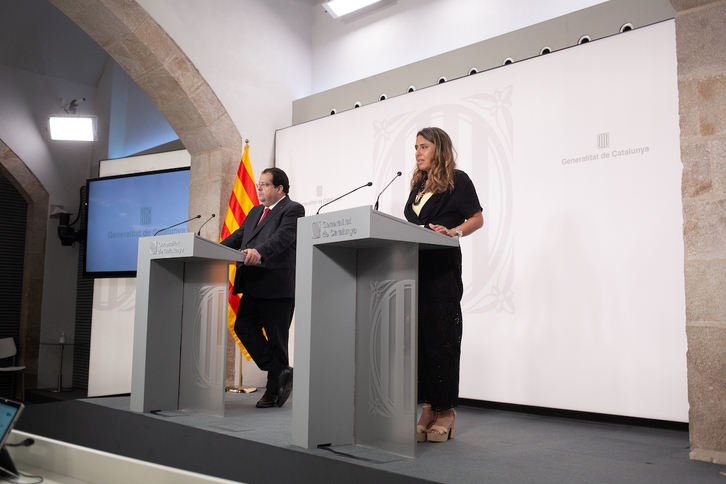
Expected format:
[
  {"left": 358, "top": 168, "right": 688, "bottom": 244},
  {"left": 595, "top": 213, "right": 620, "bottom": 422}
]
[
  {"left": 0, "top": 140, "right": 48, "bottom": 394},
  {"left": 671, "top": 0, "right": 726, "bottom": 464}
]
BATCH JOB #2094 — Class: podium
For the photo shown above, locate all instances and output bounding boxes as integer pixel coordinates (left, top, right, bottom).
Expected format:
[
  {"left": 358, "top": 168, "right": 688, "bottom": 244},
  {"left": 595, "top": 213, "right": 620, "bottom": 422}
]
[
  {"left": 130, "top": 233, "right": 246, "bottom": 416},
  {"left": 292, "top": 206, "right": 459, "bottom": 458}
]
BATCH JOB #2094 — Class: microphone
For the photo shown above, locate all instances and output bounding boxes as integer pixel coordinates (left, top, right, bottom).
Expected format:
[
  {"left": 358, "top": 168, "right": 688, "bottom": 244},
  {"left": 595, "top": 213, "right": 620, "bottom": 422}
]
[
  {"left": 316, "top": 182, "right": 373, "bottom": 215},
  {"left": 154, "top": 215, "right": 201, "bottom": 236},
  {"left": 197, "top": 213, "right": 216, "bottom": 236},
  {"left": 373, "top": 171, "right": 402, "bottom": 210}
]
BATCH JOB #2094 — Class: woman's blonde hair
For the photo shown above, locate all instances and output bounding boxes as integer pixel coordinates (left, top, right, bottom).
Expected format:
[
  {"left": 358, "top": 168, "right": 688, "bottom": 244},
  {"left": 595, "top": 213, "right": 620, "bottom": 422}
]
[{"left": 410, "top": 127, "right": 457, "bottom": 194}]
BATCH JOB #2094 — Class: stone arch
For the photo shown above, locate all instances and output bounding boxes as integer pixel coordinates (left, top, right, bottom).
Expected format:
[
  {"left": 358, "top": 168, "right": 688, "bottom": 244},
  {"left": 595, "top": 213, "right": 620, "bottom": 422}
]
[
  {"left": 49, "top": 0, "right": 242, "bottom": 238},
  {"left": 0, "top": 140, "right": 48, "bottom": 391},
  {"left": 48, "top": 0, "right": 244, "bottom": 387}
]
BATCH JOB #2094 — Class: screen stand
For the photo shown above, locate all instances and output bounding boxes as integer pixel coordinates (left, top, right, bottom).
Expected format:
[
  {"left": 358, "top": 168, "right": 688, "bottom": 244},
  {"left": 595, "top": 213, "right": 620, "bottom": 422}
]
[{"left": 0, "top": 447, "right": 18, "bottom": 478}]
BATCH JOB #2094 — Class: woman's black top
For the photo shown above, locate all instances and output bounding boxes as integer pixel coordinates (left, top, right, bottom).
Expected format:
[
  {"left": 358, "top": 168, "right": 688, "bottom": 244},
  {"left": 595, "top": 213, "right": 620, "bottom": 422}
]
[{"left": 403, "top": 170, "right": 482, "bottom": 228}]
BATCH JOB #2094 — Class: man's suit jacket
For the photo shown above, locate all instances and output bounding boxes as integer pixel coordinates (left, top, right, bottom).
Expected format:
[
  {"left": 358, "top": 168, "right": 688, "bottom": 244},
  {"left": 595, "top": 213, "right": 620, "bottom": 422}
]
[{"left": 220, "top": 196, "right": 305, "bottom": 299}]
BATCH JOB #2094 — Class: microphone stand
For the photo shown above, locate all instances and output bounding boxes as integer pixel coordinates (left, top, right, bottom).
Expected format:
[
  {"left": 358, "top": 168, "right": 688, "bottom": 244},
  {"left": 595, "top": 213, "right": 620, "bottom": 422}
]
[
  {"left": 197, "top": 214, "right": 216, "bottom": 236},
  {"left": 154, "top": 215, "right": 201, "bottom": 236},
  {"left": 316, "top": 182, "right": 373, "bottom": 215},
  {"left": 374, "top": 171, "right": 402, "bottom": 210}
]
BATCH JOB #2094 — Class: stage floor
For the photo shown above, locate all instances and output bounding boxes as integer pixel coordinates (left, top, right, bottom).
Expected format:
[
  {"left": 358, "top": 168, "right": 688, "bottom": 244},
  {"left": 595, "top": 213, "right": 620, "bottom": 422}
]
[{"left": 16, "top": 392, "right": 725, "bottom": 484}]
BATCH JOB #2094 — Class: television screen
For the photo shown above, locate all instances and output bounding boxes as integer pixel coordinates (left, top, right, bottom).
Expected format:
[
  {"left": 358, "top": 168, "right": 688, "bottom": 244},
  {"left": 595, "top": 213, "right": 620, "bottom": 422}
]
[{"left": 84, "top": 167, "right": 191, "bottom": 278}]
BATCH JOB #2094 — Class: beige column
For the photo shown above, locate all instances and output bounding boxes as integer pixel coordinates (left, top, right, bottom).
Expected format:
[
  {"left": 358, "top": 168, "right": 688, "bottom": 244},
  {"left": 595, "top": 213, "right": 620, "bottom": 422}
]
[{"left": 671, "top": 0, "right": 726, "bottom": 464}]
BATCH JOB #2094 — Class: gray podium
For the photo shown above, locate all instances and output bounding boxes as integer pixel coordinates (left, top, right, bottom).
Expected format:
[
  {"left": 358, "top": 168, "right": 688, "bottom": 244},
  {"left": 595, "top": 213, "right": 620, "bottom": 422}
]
[
  {"left": 292, "top": 205, "right": 459, "bottom": 458},
  {"left": 130, "top": 233, "right": 246, "bottom": 417}
]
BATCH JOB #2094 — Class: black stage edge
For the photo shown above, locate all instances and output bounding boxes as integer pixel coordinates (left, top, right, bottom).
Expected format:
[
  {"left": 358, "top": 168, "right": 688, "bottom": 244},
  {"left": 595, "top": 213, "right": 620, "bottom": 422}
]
[
  {"left": 15, "top": 396, "right": 725, "bottom": 484},
  {"left": 15, "top": 400, "right": 434, "bottom": 484},
  {"left": 24, "top": 388, "right": 89, "bottom": 404},
  {"left": 459, "top": 398, "right": 689, "bottom": 432}
]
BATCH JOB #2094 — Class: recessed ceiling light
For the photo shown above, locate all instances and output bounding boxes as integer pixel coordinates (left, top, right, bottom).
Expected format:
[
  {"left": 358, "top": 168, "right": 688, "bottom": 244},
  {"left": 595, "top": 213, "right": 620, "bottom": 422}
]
[{"left": 322, "top": 0, "right": 384, "bottom": 19}]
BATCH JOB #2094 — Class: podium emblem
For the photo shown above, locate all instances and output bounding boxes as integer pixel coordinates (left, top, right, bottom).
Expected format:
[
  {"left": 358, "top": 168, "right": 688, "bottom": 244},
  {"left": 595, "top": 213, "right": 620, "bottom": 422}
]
[
  {"left": 368, "top": 279, "right": 415, "bottom": 419},
  {"left": 312, "top": 221, "right": 321, "bottom": 239},
  {"left": 190, "top": 285, "right": 227, "bottom": 389}
]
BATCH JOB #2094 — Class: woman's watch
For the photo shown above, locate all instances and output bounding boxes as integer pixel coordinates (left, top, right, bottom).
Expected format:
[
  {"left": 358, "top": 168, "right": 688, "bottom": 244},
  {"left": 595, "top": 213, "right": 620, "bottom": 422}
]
[{"left": 454, "top": 227, "right": 463, "bottom": 237}]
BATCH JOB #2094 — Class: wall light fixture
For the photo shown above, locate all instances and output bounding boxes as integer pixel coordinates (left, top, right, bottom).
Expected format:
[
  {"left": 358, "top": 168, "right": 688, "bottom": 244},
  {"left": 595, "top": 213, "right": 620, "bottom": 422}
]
[{"left": 48, "top": 115, "right": 97, "bottom": 141}]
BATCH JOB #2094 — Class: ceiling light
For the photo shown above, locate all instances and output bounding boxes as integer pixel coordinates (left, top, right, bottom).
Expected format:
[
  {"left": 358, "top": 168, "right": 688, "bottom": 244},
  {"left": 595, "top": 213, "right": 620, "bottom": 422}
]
[
  {"left": 49, "top": 116, "right": 97, "bottom": 141},
  {"left": 322, "top": 0, "right": 384, "bottom": 19}
]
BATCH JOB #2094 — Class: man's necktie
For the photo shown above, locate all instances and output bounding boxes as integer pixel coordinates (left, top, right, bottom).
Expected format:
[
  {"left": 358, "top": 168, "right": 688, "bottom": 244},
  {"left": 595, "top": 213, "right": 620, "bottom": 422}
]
[{"left": 257, "top": 207, "right": 270, "bottom": 226}]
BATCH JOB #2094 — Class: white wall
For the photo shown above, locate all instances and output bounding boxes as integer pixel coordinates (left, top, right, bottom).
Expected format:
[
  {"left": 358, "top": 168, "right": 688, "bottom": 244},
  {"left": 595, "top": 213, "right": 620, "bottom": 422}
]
[
  {"left": 107, "top": 62, "right": 178, "bottom": 159},
  {"left": 93, "top": 59, "right": 114, "bottom": 175},
  {"left": 97, "top": 60, "right": 179, "bottom": 162},
  {"left": 134, "top": 0, "right": 609, "bottom": 173},
  {"left": 310, "top": 0, "right": 607, "bottom": 93},
  {"left": 0, "top": 64, "right": 96, "bottom": 387},
  {"left": 136, "top": 0, "right": 313, "bottom": 174}
]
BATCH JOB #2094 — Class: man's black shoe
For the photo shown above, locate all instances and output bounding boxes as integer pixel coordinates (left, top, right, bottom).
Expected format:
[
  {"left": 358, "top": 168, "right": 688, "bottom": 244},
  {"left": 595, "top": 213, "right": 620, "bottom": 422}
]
[
  {"left": 276, "top": 367, "right": 293, "bottom": 407},
  {"left": 256, "top": 391, "right": 278, "bottom": 408}
]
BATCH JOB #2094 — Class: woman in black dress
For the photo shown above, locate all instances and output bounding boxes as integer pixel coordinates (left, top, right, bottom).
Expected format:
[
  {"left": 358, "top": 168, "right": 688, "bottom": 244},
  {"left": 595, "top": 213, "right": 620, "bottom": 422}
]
[{"left": 404, "top": 127, "right": 483, "bottom": 442}]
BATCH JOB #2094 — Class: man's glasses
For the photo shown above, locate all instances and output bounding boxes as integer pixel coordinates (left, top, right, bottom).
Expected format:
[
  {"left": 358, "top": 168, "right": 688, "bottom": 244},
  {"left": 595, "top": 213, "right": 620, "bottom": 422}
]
[{"left": 256, "top": 182, "right": 274, "bottom": 188}]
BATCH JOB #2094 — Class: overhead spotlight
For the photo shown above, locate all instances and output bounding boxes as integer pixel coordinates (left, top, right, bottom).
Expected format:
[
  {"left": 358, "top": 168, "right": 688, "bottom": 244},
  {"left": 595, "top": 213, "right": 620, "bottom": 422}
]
[
  {"left": 468, "top": 68, "right": 478, "bottom": 75},
  {"left": 503, "top": 58, "right": 514, "bottom": 65},
  {"left": 578, "top": 35, "right": 591, "bottom": 44},
  {"left": 407, "top": 86, "right": 416, "bottom": 93},
  {"left": 322, "top": 0, "right": 384, "bottom": 19},
  {"left": 620, "top": 23, "right": 633, "bottom": 33},
  {"left": 48, "top": 115, "right": 98, "bottom": 141},
  {"left": 354, "top": 101, "right": 362, "bottom": 108},
  {"left": 330, "top": 108, "right": 337, "bottom": 115},
  {"left": 438, "top": 77, "right": 447, "bottom": 84},
  {"left": 379, "top": 94, "right": 387, "bottom": 101},
  {"left": 540, "top": 47, "right": 552, "bottom": 55}
]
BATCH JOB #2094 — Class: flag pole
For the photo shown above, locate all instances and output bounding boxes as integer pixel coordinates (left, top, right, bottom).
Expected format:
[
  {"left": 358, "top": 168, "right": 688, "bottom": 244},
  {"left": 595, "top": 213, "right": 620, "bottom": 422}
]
[{"left": 226, "top": 139, "right": 257, "bottom": 394}]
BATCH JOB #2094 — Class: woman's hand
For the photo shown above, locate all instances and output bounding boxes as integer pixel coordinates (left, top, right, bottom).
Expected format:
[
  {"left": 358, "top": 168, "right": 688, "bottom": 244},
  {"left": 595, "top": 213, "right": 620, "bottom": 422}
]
[
  {"left": 428, "top": 211, "right": 484, "bottom": 238},
  {"left": 429, "top": 223, "right": 454, "bottom": 236}
]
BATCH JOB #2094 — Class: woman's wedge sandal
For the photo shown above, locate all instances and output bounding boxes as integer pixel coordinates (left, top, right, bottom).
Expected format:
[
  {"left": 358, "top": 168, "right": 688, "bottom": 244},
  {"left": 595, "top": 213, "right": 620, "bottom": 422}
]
[{"left": 426, "top": 410, "right": 456, "bottom": 442}]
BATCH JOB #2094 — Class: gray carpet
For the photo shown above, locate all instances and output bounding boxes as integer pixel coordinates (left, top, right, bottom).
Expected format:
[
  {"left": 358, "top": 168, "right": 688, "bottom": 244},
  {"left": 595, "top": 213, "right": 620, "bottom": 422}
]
[{"left": 77, "top": 392, "right": 724, "bottom": 484}]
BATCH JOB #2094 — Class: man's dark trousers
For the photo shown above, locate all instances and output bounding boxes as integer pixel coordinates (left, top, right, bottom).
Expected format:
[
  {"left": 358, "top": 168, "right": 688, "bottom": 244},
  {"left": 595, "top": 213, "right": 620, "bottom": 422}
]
[{"left": 235, "top": 294, "right": 294, "bottom": 394}]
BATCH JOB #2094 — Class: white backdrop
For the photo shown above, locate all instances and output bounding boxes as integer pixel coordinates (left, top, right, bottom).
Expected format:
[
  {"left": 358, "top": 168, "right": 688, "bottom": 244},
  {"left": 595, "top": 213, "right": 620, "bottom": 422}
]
[
  {"left": 277, "top": 21, "right": 687, "bottom": 421},
  {"left": 88, "top": 150, "right": 190, "bottom": 397}
]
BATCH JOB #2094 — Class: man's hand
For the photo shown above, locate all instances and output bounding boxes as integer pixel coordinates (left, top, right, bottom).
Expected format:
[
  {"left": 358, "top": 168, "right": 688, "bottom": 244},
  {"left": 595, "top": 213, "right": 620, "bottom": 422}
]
[{"left": 242, "top": 248, "right": 261, "bottom": 266}]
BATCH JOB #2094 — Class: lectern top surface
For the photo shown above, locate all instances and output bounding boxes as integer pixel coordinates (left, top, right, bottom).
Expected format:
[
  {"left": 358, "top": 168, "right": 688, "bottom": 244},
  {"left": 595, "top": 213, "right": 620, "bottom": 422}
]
[
  {"left": 301, "top": 205, "right": 458, "bottom": 249},
  {"left": 140, "top": 233, "right": 247, "bottom": 262}
]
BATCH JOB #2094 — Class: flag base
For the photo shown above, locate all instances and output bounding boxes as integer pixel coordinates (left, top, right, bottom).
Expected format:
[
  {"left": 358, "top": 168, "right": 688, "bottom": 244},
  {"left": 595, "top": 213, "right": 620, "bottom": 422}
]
[{"left": 226, "top": 387, "right": 258, "bottom": 393}]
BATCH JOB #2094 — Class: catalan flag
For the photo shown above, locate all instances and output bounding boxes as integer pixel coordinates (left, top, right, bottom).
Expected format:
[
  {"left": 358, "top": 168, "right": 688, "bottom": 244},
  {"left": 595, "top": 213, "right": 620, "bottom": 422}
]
[{"left": 221, "top": 144, "right": 259, "bottom": 360}]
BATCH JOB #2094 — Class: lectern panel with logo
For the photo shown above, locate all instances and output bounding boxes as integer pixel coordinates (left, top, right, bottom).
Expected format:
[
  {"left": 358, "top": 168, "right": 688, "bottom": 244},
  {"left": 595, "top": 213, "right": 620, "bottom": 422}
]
[
  {"left": 292, "top": 206, "right": 458, "bottom": 458},
  {"left": 131, "top": 233, "right": 247, "bottom": 417}
]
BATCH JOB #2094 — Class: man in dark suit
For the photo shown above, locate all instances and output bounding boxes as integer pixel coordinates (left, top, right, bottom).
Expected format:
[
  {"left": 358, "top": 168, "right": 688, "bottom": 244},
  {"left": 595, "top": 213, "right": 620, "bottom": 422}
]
[{"left": 221, "top": 167, "right": 305, "bottom": 408}]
